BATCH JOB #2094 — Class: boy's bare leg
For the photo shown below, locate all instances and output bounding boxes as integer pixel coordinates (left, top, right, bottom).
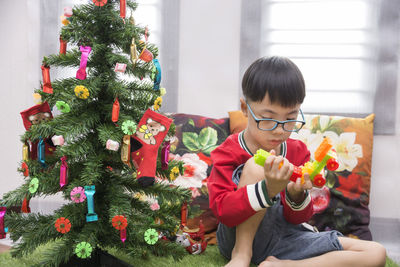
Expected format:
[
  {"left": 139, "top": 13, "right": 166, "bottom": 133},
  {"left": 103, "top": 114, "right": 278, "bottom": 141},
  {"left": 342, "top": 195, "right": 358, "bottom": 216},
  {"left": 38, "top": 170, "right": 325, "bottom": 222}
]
[
  {"left": 225, "top": 159, "right": 267, "bottom": 267},
  {"left": 258, "top": 237, "right": 387, "bottom": 267}
]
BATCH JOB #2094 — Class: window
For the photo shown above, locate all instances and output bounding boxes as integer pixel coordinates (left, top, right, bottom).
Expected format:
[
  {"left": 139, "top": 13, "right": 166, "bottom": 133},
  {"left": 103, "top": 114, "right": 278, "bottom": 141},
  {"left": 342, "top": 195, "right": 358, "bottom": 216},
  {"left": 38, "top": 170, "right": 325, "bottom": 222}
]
[
  {"left": 133, "top": 0, "right": 161, "bottom": 46},
  {"left": 260, "top": 0, "right": 378, "bottom": 114}
]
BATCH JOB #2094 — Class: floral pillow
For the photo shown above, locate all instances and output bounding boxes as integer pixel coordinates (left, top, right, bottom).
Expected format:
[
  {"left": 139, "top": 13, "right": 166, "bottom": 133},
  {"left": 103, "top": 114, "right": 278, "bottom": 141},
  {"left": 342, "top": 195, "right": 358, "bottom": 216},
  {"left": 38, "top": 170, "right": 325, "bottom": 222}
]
[
  {"left": 228, "top": 111, "right": 375, "bottom": 240},
  {"left": 291, "top": 114, "right": 375, "bottom": 240},
  {"left": 169, "top": 113, "right": 230, "bottom": 244}
]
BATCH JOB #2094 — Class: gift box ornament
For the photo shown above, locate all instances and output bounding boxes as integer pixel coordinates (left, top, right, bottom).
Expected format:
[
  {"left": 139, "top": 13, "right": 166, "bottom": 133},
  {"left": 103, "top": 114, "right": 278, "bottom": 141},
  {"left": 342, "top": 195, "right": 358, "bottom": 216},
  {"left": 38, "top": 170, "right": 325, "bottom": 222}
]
[
  {"left": 114, "top": 63, "right": 127, "bottom": 73},
  {"left": 106, "top": 139, "right": 120, "bottom": 151},
  {"left": 52, "top": 135, "right": 65, "bottom": 146}
]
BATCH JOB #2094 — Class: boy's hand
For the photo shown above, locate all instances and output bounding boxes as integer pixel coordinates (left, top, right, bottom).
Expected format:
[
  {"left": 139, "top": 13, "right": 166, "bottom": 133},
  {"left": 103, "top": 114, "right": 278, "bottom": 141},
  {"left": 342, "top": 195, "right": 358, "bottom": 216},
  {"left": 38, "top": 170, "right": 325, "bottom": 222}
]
[
  {"left": 286, "top": 173, "right": 313, "bottom": 204},
  {"left": 263, "top": 150, "right": 294, "bottom": 198}
]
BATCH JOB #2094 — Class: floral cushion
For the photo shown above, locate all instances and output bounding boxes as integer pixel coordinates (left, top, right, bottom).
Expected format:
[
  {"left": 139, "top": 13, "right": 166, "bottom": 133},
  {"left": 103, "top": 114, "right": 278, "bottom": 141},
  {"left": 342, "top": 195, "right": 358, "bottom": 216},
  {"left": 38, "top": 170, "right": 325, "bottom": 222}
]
[
  {"left": 170, "top": 113, "right": 230, "bottom": 244},
  {"left": 291, "top": 114, "right": 375, "bottom": 240},
  {"left": 228, "top": 110, "right": 375, "bottom": 240}
]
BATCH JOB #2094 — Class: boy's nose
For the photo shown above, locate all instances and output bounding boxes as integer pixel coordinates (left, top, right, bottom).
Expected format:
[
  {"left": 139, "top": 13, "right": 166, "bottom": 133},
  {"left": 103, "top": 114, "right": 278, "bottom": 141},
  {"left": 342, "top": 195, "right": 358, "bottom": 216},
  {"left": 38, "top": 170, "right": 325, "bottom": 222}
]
[{"left": 272, "top": 123, "right": 286, "bottom": 134}]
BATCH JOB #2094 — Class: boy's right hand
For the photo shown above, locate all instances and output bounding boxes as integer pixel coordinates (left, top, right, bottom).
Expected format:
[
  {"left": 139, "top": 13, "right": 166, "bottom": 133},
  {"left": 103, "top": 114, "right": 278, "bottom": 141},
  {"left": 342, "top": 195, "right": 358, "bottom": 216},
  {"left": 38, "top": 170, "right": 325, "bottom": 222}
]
[{"left": 263, "top": 149, "right": 294, "bottom": 197}]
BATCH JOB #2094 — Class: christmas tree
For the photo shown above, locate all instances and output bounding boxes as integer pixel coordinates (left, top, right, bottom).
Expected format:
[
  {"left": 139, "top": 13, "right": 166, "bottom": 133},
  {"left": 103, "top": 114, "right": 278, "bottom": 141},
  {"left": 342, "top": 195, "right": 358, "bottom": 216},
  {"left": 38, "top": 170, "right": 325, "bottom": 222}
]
[{"left": 0, "top": 0, "right": 191, "bottom": 265}]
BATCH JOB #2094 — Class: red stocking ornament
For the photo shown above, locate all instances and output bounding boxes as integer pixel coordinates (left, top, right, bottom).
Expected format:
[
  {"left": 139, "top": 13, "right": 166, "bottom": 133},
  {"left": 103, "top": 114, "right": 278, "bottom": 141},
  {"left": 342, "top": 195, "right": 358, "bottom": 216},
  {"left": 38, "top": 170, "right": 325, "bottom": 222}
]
[{"left": 131, "top": 109, "right": 172, "bottom": 187}]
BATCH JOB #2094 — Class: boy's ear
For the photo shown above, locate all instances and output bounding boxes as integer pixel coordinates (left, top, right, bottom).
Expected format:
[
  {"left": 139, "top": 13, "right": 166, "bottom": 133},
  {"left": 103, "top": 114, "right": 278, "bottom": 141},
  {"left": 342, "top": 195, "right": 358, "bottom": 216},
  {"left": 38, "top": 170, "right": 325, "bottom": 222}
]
[{"left": 240, "top": 98, "right": 248, "bottom": 118}]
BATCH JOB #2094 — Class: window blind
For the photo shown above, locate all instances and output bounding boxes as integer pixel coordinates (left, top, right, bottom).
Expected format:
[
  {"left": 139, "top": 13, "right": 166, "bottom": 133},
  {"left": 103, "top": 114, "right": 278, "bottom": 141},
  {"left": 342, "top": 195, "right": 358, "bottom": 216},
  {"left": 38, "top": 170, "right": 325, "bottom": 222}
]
[{"left": 260, "top": 0, "right": 379, "bottom": 115}]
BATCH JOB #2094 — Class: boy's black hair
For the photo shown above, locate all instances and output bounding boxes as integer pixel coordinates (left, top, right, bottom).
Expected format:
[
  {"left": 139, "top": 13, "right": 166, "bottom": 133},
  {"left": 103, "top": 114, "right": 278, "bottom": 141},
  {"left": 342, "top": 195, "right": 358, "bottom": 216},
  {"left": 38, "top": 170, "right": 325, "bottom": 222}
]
[{"left": 242, "top": 56, "right": 305, "bottom": 107}]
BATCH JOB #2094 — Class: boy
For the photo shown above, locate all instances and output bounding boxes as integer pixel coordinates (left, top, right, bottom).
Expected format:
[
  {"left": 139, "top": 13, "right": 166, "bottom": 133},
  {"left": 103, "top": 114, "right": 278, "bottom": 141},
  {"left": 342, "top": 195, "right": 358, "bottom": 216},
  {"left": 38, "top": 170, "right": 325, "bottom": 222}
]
[{"left": 207, "top": 56, "right": 386, "bottom": 267}]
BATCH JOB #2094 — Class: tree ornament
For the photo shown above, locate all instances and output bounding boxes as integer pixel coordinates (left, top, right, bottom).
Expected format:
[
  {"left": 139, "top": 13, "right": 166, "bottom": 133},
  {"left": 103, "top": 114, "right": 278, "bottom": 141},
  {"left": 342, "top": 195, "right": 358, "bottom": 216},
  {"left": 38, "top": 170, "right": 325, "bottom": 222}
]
[
  {"left": 20, "top": 102, "right": 53, "bottom": 130},
  {"left": 33, "top": 93, "right": 42, "bottom": 104},
  {"left": 121, "top": 120, "right": 137, "bottom": 135},
  {"left": 120, "top": 0, "right": 126, "bottom": 19},
  {"left": 112, "top": 97, "right": 120, "bottom": 123},
  {"left": 152, "top": 59, "right": 161, "bottom": 90},
  {"left": 93, "top": 0, "right": 107, "bottom": 7},
  {"left": 144, "top": 228, "right": 158, "bottom": 245},
  {"left": 181, "top": 201, "right": 188, "bottom": 227},
  {"left": 29, "top": 178, "right": 39, "bottom": 194},
  {"left": 139, "top": 27, "right": 153, "bottom": 62},
  {"left": 139, "top": 46, "right": 153, "bottom": 62},
  {"left": 76, "top": 46, "right": 92, "bottom": 80},
  {"left": 170, "top": 166, "right": 179, "bottom": 181},
  {"left": 150, "top": 202, "right": 160, "bottom": 211},
  {"left": 0, "top": 207, "right": 6, "bottom": 239},
  {"left": 21, "top": 196, "right": 31, "bottom": 213},
  {"left": 75, "top": 242, "right": 92, "bottom": 259},
  {"left": 114, "top": 63, "right": 127, "bottom": 73},
  {"left": 160, "top": 87, "right": 167, "bottom": 96},
  {"left": 112, "top": 215, "right": 127, "bottom": 230},
  {"left": 121, "top": 135, "right": 131, "bottom": 165},
  {"left": 161, "top": 141, "right": 170, "bottom": 170},
  {"left": 60, "top": 156, "right": 68, "bottom": 188},
  {"left": 131, "top": 110, "right": 172, "bottom": 186},
  {"left": 130, "top": 37, "right": 138, "bottom": 64},
  {"left": 106, "top": 139, "right": 120, "bottom": 151},
  {"left": 41, "top": 65, "right": 53, "bottom": 94},
  {"left": 153, "top": 97, "right": 162, "bottom": 111},
  {"left": 120, "top": 228, "right": 127, "bottom": 243},
  {"left": 59, "top": 37, "right": 67, "bottom": 55},
  {"left": 74, "top": 85, "right": 89, "bottom": 99},
  {"left": 21, "top": 162, "right": 29, "bottom": 177},
  {"left": 84, "top": 185, "right": 98, "bottom": 222},
  {"left": 64, "top": 6, "right": 73, "bottom": 17},
  {"left": 38, "top": 137, "right": 46, "bottom": 167},
  {"left": 70, "top": 186, "right": 86, "bottom": 203},
  {"left": 60, "top": 15, "right": 70, "bottom": 26},
  {"left": 55, "top": 101, "right": 71, "bottom": 113},
  {"left": 55, "top": 217, "right": 71, "bottom": 234},
  {"left": 22, "top": 143, "right": 29, "bottom": 161},
  {"left": 52, "top": 135, "right": 65, "bottom": 146}
]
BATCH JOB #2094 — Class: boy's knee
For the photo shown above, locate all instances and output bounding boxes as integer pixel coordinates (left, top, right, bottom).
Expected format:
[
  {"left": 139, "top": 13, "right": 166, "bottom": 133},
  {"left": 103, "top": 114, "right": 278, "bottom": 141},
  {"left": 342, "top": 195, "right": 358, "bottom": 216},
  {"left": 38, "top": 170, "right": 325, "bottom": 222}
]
[{"left": 372, "top": 242, "right": 387, "bottom": 267}]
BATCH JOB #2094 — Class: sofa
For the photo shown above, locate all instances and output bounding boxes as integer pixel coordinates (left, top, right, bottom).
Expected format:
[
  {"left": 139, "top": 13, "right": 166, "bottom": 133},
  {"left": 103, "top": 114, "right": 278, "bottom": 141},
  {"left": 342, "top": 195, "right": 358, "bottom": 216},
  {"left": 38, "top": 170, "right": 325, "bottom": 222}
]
[{"left": 169, "top": 110, "right": 375, "bottom": 244}]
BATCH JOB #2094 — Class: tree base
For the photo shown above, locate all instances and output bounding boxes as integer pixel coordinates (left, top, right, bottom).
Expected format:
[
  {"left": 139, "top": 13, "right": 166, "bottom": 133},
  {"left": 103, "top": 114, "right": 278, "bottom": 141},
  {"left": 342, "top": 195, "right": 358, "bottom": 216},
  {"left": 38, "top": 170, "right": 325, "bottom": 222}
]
[{"left": 59, "top": 249, "right": 133, "bottom": 267}]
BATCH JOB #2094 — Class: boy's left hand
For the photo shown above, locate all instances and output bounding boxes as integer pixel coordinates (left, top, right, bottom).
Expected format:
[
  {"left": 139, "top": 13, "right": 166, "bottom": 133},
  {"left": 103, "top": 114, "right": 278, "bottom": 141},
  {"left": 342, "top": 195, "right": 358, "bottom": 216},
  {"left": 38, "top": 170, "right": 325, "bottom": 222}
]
[{"left": 286, "top": 173, "right": 313, "bottom": 204}]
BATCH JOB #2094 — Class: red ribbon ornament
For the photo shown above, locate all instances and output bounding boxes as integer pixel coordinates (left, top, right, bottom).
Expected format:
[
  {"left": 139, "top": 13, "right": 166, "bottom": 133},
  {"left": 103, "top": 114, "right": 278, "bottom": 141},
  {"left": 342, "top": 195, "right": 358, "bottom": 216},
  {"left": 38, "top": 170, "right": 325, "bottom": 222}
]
[
  {"left": 76, "top": 46, "right": 92, "bottom": 80},
  {"left": 41, "top": 65, "right": 53, "bottom": 94},
  {"left": 181, "top": 201, "right": 188, "bottom": 227},
  {"left": 60, "top": 37, "right": 67, "bottom": 55},
  {"left": 120, "top": 0, "right": 126, "bottom": 19},
  {"left": 60, "top": 156, "right": 68, "bottom": 188},
  {"left": 112, "top": 97, "right": 120, "bottom": 123},
  {"left": 21, "top": 196, "right": 31, "bottom": 213}
]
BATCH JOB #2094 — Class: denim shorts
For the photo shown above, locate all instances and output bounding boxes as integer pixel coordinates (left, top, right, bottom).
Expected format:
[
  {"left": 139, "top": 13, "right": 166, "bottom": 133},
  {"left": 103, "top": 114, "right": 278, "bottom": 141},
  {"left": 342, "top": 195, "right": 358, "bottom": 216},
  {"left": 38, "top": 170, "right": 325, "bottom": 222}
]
[{"left": 216, "top": 199, "right": 343, "bottom": 265}]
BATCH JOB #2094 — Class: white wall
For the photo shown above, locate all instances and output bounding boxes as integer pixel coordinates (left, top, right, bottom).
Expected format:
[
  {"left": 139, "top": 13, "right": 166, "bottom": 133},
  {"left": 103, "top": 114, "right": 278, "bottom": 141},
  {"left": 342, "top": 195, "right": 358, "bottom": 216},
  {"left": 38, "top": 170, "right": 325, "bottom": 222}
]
[
  {"left": 178, "top": 0, "right": 242, "bottom": 118},
  {"left": 0, "top": 1, "right": 40, "bottom": 197}
]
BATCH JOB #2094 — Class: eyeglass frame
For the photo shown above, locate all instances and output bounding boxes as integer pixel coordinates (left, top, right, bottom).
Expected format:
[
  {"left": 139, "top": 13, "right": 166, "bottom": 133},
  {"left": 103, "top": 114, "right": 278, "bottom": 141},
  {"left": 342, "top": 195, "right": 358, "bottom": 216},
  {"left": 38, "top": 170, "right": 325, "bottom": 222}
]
[{"left": 246, "top": 103, "right": 306, "bottom": 132}]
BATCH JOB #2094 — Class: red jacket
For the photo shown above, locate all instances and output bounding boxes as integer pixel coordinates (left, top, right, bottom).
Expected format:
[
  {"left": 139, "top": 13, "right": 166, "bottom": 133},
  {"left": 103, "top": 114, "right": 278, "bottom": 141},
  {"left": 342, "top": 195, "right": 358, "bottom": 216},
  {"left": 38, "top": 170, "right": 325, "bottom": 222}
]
[{"left": 207, "top": 132, "right": 313, "bottom": 227}]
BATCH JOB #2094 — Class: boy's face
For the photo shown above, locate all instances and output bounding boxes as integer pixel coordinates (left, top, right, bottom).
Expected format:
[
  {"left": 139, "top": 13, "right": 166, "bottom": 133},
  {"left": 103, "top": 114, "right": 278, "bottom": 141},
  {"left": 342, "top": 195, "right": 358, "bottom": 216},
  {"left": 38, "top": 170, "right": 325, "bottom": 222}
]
[{"left": 240, "top": 95, "right": 301, "bottom": 154}]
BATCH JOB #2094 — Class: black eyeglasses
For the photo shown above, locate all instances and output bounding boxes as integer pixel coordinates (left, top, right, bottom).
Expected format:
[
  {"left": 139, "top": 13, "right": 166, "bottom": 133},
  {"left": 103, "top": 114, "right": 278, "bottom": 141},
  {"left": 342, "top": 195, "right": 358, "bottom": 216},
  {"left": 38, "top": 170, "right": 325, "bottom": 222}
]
[{"left": 246, "top": 103, "right": 305, "bottom": 132}]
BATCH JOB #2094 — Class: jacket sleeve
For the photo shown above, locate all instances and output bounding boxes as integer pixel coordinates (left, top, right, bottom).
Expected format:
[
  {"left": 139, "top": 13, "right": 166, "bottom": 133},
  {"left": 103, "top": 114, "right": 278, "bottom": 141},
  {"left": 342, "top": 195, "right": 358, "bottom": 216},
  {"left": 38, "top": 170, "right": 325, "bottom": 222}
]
[
  {"left": 208, "top": 146, "right": 269, "bottom": 227},
  {"left": 280, "top": 190, "right": 314, "bottom": 224}
]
